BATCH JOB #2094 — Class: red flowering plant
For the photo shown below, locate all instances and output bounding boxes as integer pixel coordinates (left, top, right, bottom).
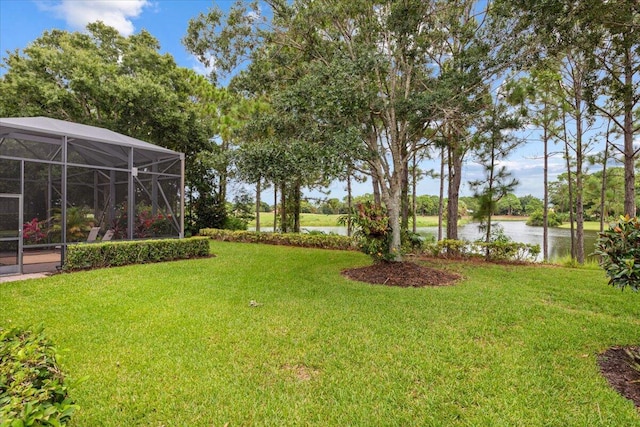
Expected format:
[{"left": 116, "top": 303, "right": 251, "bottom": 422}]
[
  {"left": 23, "top": 218, "right": 47, "bottom": 244},
  {"left": 111, "top": 204, "right": 175, "bottom": 239},
  {"left": 339, "top": 202, "right": 395, "bottom": 263},
  {"left": 134, "top": 209, "right": 174, "bottom": 237},
  {"left": 150, "top": 213, "right": 174, "bottom": 236}
]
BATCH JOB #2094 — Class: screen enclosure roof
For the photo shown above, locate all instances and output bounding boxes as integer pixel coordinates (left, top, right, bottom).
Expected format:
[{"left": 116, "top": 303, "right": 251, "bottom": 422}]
[{"left": 0, "top": 116, "right": 183, "bottom": 167}]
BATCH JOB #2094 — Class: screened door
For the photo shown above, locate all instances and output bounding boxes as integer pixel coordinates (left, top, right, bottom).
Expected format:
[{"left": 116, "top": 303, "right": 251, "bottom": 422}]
[{"left": 0, "top": 194, "right": 22, "bottom": 275}]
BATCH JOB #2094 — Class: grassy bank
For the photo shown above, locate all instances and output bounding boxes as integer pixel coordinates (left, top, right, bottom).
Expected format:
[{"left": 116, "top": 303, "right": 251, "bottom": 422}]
[
  {"left": 249, "top": 213, "right": 528, "bottom": 230},
  {"left": 558, "top": 221, "right": 605, "bottom": 232},
  {"left": 1, "top": 241, "right": 638, "bottom": 425}
]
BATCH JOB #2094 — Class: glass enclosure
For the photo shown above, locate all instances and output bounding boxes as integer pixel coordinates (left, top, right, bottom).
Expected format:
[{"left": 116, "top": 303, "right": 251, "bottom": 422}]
[{"left": 0, "top": 117, "right": 184, "bottom": 275}]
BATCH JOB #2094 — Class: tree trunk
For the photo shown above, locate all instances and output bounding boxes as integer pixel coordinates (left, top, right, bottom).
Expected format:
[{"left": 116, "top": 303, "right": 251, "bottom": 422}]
[
  {"left": 188, "top": 186, "right": 193, "bottom": 233},
  {"left": 255, "top": 178, "right": 261, "bottom": 232},
  {"left": 484, "top": 144, "right": 496, "bottom": 260},
  {"left": 623, "top": 44, "right": 636, "bottom": 217},
  {"left": 219, "top": 139, "right": 228, "bottom": 204},
  {"left": 412, "top": 153, "right": 417, "bottom": 234},
  {"left": 575, "top": 111, "right": 585, "bottom": 265},
  {"left": 273, "top": 185, "right": 277, "bottom": 233},
  {"left": 280, "top": 182, "right": 287, "bottom": 233},
  {"left": 347, "top": 170, "right": 353, "bottom": 237},
  {"left": 401, "top": 145, "right": 409, "bottom": 231},
  {"left": 438, "top": 146, "right": 445, "bottom": 241},
  {"left": 600, "top": 124, "right": 610, "bottom": 233},
  {"left": 385, "top": 184, "right": 403, "bottom": 262},
  {"left": 374, "top": 155, "right": 404, "bottom": 262},
  {"left": 446, "top": 145, "right": 463, "bottom": 241},
  {"left": 566, "top": 165, "right": 576, "bottom": 260},
  {"left": 293, "top": 181, "right": 301, "bottom": 233},
  {"left": 372, "top": 174, "right": 381, "bottom": 206},
  {"left": 563, "top": 114, "right": 576, "bottom": 260},
  {"left": 543, "top": 124, "right": 549, "bottom": 262}
]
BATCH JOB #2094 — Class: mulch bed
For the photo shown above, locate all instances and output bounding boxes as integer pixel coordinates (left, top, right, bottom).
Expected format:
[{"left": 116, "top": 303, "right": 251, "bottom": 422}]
[
  {"left": 341, "top": 261, "right": 461, "bottom": 287},
  {"left": 598, "top": 346, "right": 640, "bottom": 407}
]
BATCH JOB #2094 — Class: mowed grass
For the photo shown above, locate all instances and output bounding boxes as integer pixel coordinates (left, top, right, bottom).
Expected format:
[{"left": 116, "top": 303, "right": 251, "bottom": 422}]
[
  {"left": 1, "top": 241, "right": 639, "bottom": 425},
  {"left": 250, "top": 212, "right": 442, "bottom": 228},
  {"left": 558, "top": 221, "right": 608, "bottom": 231}
]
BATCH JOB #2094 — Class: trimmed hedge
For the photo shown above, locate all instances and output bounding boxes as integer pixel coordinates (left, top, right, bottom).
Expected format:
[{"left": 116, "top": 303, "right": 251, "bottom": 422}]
[
  {"left": 0, "top": 325, "right": 78, "bottom": 427},
  {"left": 64, "top": 237, "right": 211, "bottom": 271},
  {"left": 199, "top": 229, "right": 357, "bottom": 251}
]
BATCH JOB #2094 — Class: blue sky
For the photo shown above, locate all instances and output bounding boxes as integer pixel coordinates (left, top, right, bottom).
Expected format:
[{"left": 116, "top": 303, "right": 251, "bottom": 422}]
[
  {"left": 0, "top": 0, "right": 612, "bottom": 201},
  {"left": 0, "top": 0, "right": 216, "bottom": 74}
]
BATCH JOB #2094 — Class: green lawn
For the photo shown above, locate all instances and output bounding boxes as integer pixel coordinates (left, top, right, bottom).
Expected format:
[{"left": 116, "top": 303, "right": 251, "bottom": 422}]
[
  {"left": 558, "top": 221, "right": 606, "bottom": 231},
  {"left": 1, "top": 241, "right": 639, "bottom": 425},
  {"left": 250, "top": 212, "right": 442, "bottom": 228}
]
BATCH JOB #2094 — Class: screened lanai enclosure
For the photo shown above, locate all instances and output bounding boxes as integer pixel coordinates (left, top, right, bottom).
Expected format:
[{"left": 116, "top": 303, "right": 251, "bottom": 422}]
[{"left": 0, "top": 117, "right": 185, "bottom": 275}]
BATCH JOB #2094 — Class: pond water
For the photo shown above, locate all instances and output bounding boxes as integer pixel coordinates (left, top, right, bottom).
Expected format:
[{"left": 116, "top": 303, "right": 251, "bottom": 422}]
[{"left": 293, "top": 221, "right": 600, "bottom": 262}]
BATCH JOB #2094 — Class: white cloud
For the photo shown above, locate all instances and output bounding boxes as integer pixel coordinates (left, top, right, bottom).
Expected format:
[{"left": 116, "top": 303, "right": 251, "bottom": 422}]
[
  {"left": 495, "top": 158, "right": 565, "bottom": 173},
  {"left": 190, "top": 54, "right": 216, "bottom": 77},
  {"left": 455, "top": 156, "right": 569, "bottom": 198},
  {"left": 39, "top": 0, "right": 150, "bottom": 36}
]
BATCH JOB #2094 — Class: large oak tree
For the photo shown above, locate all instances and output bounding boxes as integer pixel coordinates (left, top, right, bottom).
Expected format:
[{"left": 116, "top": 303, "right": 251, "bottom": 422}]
[{"left": 185, "top": 0, "right": 509, "bottom": 259}]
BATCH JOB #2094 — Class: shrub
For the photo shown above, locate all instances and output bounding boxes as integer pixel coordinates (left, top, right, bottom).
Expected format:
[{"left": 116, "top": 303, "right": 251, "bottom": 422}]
[
  {"left": 111, "top": 204, "right": 178, "bottom": 239},
  {"left": 222, "top": 216, "right": 249, "bottom": 231},
  {"left": 402, "top": 230, "right": 426, "bottom": 253},
  {"left": 425, "top": 239, "right": 540, "bottom": 262},
  {"left": 199, "top": 229, "right": 356, "bottom": 251},
  {"left": 425, "top": 239, "right": 473, "bottom": 259},
  {"left": 476, "top": 225, "right": 540, "bottom": 261},
  {"left": 49, "top": 207, "right": 94, "bottom": 242},
  {"left": 0, "top": 325, "right": 78, "bottom": 426},
  {"left": 526, "top": 209, "right": 562, "bottom": 227},
  {"left": 64, "top": 237, "right": 210, "bottom": 271},
  {"left": 23, "top": 218, "right": 47, "bottom": 245},
  {"left": 477, "top": 240, "right": 540, "bottom": 262},
  {"left": 338, "top": 202, "right": 396, "bottom": 263},
  {"left": 594, "top": 215, "right": 640, "bottom": 291},
  {"left": 624, "top": 347, "right": 640, "bottom": 378}
]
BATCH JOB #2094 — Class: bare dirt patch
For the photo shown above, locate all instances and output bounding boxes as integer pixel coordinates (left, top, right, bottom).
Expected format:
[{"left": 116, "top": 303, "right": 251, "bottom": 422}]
[
  {"left": 341, "top": 261, "right": 461, "bottom": 287},
  {"left": 598, "top": 346, "right": 640, "bottom": 407},
  {"left": 282, "top": 364, "right": 319, "bottom": 381}
]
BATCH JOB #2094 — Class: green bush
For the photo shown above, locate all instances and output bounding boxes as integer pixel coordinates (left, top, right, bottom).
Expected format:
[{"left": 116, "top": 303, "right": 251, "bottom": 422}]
[
  {"left": 425, "top": 239, "right": 540, "bottom": 262},
  {"left": 476, "top": 240, "right": 540, "bottom": 262},
  {"left": 338, "top": 202, "right": 396, "bottom": 262},
  {"left": 526, "top": 209, "right": 562, "bottom": 227},
  {"left": 0, "top": 325, "right": 78, "bottom": 427},
  {"left": 222, "top": 216, "right": 249, "bottom": 231},
  {"left": 402, "top": 230, "right": 426, "bottom": 253},
  {"left": 64, "top": 237, "right": 211, "bottom": 271},
  {"left": 595, "top": 215, "right": 640, "bottom": 291},
  {"left": 199, "top": 229, "right": 356, "bottom": 251},
  {"left": 425, "top": 239, "right": 473, "bottom": 258}
]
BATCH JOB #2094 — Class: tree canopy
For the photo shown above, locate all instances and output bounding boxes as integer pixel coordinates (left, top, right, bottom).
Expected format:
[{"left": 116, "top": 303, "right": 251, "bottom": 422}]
[
  {"left": 0, "top": 21, "right": 230, "bottom": 233},
  {"left": 184, "top": 0, "right": 512, "bottom": 259}
]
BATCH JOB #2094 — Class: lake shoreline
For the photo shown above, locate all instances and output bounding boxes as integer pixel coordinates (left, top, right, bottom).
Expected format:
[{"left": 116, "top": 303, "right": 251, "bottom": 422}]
[{"left": 250, "top": 218, "right": 599, "bottom": 262}]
